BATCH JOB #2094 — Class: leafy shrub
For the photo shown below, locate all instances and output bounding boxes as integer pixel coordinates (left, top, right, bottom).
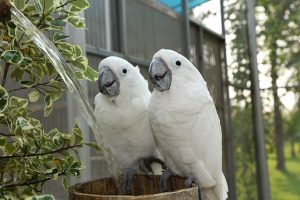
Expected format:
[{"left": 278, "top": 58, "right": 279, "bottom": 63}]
[{"left": 0, "top": 0, "right": 98, "bottom": 198}]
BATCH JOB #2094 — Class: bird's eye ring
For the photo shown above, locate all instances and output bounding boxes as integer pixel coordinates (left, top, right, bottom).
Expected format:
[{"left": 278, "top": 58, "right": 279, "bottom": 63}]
[
  {"left": 122, "top": 68, "right": 127, "bottom": 74},
  {"left": 175, "top": 60, "right": 181, "bottom": 66}
]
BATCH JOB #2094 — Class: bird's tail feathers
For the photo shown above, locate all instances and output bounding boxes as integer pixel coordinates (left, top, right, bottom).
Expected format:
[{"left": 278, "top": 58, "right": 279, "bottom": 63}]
[{"left": 202, "top": 173, "right": 228, "bottom": 200}]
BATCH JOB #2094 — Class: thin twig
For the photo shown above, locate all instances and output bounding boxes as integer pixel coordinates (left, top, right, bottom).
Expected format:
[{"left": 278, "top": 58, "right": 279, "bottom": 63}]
[
  {"left": 7, "top": 78, "right": 61, "bottom": 93},
  {"left": 0, "top": 144, "right": 81, "bottom": 159},
  {"left": 17, "top": 33, "right": 25, "bottom": 45},
  {"left": 228, "top": 82, "right": 300, "bottom": 91},
  {"left": 3, "top": 171, "right": 66, "bottom": 189},
  {"left": 35, "top": 87, "right": 45, "bottom": 96},
  {"left": 56, "top": 0, "right": 77, "bottom": 10},
  {"left": 0, "top": 132, "right": 14, "bottom": 137},
  {"left": 29, "top": 185, "right": 42, "bottom": 193},
  {"left": 1, "top": 63, "right": 10, "bottom": 86}
]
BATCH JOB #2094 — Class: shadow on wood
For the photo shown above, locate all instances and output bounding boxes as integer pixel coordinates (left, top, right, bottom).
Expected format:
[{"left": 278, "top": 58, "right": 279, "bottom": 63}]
[{"left": 69, "top": 175, "right": 199, "bottom": 200}]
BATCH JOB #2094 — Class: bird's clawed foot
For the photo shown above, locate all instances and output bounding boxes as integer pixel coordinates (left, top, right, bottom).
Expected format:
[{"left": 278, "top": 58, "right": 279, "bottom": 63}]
[
  {"left": 159, "top": 168, "right": 172, "bottom": 192},
  {"left": 123, "top": 168, "right": 137, "bottom": 194},
  {"left": 184, "top": 175, "right": 199, "bottom": 188},
  {"left": 139, "top": 156, "right": 166, "bottom": 176},
  {"left": 139, "top": 158, "right": 153, "bottom": 176}
]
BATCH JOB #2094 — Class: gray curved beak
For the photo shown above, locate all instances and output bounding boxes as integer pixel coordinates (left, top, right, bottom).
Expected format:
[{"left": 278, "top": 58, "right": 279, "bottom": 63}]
[
  {"left": 98, "top": 66, "right": 120, "bottom": 97},
  {"left": 149, "top": 58, "right": 172, "bottom": 92}
]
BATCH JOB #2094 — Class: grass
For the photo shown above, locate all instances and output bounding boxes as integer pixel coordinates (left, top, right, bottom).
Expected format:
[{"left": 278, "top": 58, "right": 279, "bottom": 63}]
[{"left": 268, "top": 144, "right": 300, "bottom": 200}]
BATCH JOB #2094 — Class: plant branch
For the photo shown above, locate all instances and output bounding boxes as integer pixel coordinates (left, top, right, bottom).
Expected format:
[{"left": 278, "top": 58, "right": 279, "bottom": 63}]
[
  {"left": 1, "top": 63, "right": 10, "bottom": 86},
  {"left": 8, "top": 76, "right": 62, "bottom": 93},
  {"left": 228, "top": 82, "right": 300, "bottom": 91},
  {"left": 0, "top": 144, "right": 81, "bottom": 159},
  {"left": 35, "top": 87, "right": 45, "bottom": 96},
  {"left": 29, "top": 185, "right": 42, "bottom": 193},
  {"left": 0, "top": 132, "right": 14, "bottom": 137},
  {"left": 17, "top": 33, "right": 25, "bottom": 45},
  {"left": 3, "top": 171, "right": 66, "bottom": 189},
  {"left": 260, "top": 84, "right": 300, "bottom": 91},
  {"left": 56, "top": 0, "right": 76, "bottom": 10}
]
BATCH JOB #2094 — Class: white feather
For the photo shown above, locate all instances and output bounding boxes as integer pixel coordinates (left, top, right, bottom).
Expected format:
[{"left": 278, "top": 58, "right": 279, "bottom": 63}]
[
  {"left": 149, "top": 49, "right": 228, "bottom": 199},
  {"left": 94, "top": 56, "right": 160, "bottom": 171}
]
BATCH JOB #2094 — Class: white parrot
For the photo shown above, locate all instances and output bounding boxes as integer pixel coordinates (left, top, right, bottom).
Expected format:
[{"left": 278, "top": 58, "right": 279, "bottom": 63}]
[
  {"left": 148, "top": 49, "right": 228, "bottom": 200},
  {"left": 94, "top": 56, "right": 163, "bottom": 193}
]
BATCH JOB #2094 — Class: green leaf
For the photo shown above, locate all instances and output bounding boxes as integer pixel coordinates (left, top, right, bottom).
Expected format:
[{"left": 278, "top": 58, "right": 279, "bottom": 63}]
[
  {"left": 5, "top": 143, "right": 16, "bottom": 154},
  {"left": 13, "top": 0, "right": 25, "bottom": 10},
  {"left": 28, "top": 90, "right": 40, "bottom": 102},
  {"left": 69, "top": 5, "right": 82, "bottom": 13},
  {"left": 39, "top": 0, "right": 59, "bottom": 13},
  {"left": 51, "top": 19, "right": 66, "bottom": 27},
  {"left": 47, "top": 80, "right": 63, "bottom": 101},
  {"left": 0, "top": 50, "right": 24, "bottom": 64},
  {"left": 44, "top": 95, "right": 53, "bottom": 117},
  {"left": 15, "top": 125, "right": 22, "bottom": 136},
  {"left": 21, "top": 80, "right": 34, "bottom": 88},
  {"left": 53, "top": 172, "right": 59, "bottom": 180},
  {"left": 33, "top": 0, "right": 43, "bottom": 15},
  {"left": 48, "top": 128, "right": 59, "bottom": 137},
  {"left": 10, "top": 67, "right": 24, "bottom": 82},
  {"left": 74, "top": 45, "right": 82, "bottom": 57},
  {"left": 7, "top": 22, "right": 17, "bottom": 37},
  {"left": 62, "top": 176, "right": 69, "bottom": 190},
  {"left": 72, "top": 124, "right": 83, "bottom": 145},
  {"left": 16, "top": 29, "right": 31, "bottom": 44},
  {"left": 28, "top": 118, "right": 41, "bottom": 128},
  {"left": 69, "top": 0, "right": 90, "bottom": 11},
  {"left": 56, "top": 42, "right": 74, "bottom": 53},
  {"left": 22, "top": 187, "right": 35, "bottom": 196},
  {"left": 0, "top": 30, "right": 3, "bottom": 48},
  {"left": 10, "top": 96, "right": 28, "bottom": 108},
  {"left": 0, "top": 86, "right": 9, "bottom": 112},
  {"left": 16, "top": 117, "right": 34, "bottom": 130},
  {"left": 74, "top": 71, "right": 84, "bottom": 79},
  {"left": 67, "top": 16, "right": 85, "bottom": 28},
  {"left": 21, "top": 57, "right": 33, "bottom": 66},
  {"left": 84, "top": 67, "right": 98, "bottom": 81},
  {"left": 72, "top": 56, "right": 88, "bottom": 70},
  {"left": 83, "top": 142, "right": 102, "bottom": 152},
  {"left": 53, "top": 33, "right": 69, "bottom": 42},
  {"left": 0, "top": 137, "right": 7, "bottom": 146}
]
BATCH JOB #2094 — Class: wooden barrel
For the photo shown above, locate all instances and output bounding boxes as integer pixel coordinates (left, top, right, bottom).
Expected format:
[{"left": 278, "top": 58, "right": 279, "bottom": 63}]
[{"left": 69, "top": 175, "right": 199, "bottom": 200}]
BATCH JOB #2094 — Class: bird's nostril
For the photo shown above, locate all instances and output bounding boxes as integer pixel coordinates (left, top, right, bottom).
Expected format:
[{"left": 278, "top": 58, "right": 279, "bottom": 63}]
[
  {"left": 104, "top": 80, "right": 115, "bottom": 87},
  {"left": 154, "top": 71, "right": 167, "bottom": 81},
  {"left": 155, "top": 75, "right": 162, "bottom": 81}
]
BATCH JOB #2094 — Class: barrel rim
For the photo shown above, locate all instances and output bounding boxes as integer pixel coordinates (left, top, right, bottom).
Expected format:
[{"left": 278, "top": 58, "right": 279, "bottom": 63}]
[{"left": 69, "top": 186, "right": 198, "bottom": 198}]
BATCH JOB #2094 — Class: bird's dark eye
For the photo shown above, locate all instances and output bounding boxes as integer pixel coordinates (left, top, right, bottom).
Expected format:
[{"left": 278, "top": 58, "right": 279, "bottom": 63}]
[
  {"left": 122, "top": 68, "right": 127, "bottom": 74},
  {"left": 175, "top": 60, "right": 181, "bottom": 66}
]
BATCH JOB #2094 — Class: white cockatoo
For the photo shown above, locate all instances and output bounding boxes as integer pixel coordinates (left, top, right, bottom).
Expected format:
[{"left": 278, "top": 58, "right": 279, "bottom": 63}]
[
  {"left": 94, "top": 56, "right": 162, "bottom": 193},
  {"left": 148, "top": 49, "right": 228, "bottom": 199}
]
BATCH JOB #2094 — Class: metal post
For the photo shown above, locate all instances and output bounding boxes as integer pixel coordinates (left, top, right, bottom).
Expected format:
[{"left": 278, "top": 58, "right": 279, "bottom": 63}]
[
  {"left": 66, "top": 12, "right": 91, "bottom": 183},
  {"left": 220, "top": 0, "right": 237, "bottom": 199},
  {"left": 182, "top": 0, "right": 191, "bottom": 59},
  {"left": 220, "top": 0, "right": 236, "bottom": 200},
  {"left": 198, "top": 26, "right": 205, "bottom": 76},
  {"left": 220, "top": 0, "right": 226, "bottom": 36},
  {"left": 104, "top": 0, "right": 112, "bottom": 51},
  {"left": 119, "top": 0, "right": 128, "bottom": 56},
  {"left": 245, "top": 1, "right": 270, "bottom": 199}
]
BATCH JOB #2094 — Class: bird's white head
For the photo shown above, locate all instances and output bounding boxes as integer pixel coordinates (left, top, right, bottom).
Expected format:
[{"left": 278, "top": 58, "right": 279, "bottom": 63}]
[
  {"left": 148, "top": 49, "right": 205, "bottom": 92},
  {"left": 97, "top": 56, "right": 146, "bottom": 98}
]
